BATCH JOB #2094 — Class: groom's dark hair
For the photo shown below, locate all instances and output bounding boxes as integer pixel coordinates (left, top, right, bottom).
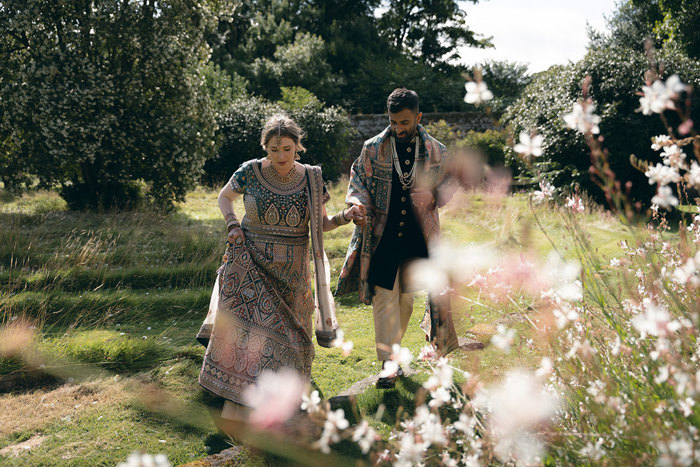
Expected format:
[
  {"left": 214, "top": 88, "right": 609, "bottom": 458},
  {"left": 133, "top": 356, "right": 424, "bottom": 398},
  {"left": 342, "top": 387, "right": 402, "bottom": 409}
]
[{"left": 387, "top": 88, "right": 419, "bottom": 114}]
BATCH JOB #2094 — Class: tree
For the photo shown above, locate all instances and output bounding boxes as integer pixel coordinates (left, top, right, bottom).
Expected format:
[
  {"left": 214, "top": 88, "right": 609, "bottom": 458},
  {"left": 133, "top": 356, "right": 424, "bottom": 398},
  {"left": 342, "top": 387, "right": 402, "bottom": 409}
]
[
  {"left": 0, "top": 0, "right": 225, "bottom": 209},
  {"left": 629, "top": 0, "right": 700, "bottom": 58},
  {"left": 378, "top": 0, "right": 491, "bottom": 66},
  {"left": 476, "top": 60, "right": 532, "bottom": 114}
]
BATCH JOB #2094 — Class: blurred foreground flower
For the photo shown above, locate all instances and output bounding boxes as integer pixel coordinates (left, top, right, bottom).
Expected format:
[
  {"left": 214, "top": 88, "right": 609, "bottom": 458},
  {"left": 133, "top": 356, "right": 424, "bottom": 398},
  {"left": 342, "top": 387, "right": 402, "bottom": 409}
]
[
  {"left": 243, "top": 368, "right": 305, "bottom": 430},
  {"left": 117, "top": 452, "right": 170, "bottom": 467},
  {"left": 638, "top": 74, "right": 687, "bottom": 115},
  {"left": 491, "top": 325, "right": 515, "bottom": 353},
  {"left": 464, "top": 80, "right": 493, "bottom": 106},
  {"left": 316, "top": 408, "right": 349, "bottom": 454},
  {"left": 331, "top": 329, "right": 354, "bottom": 356},
  {"left": 301, "top": 390, "right": 321, "bottom": 413},
  {"left": 651, "top": 185, "right": 679, "bottom": 210},
  {"left": 379, "top": 344, "right": 413, "bottom": 378},
  {"left": 474, "top": 370, "right": 559, "bottom": 465},
  {"left": 563, "top": 101, "right": 601, "bottom": 134},
  {"left": 513, "top": 131, "right": 543, "bottom": 160}
]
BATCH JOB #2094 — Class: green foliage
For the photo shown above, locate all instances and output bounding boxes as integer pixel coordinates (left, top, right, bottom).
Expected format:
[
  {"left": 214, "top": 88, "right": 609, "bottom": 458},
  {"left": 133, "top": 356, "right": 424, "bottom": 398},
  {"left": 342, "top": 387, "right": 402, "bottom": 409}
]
[
  {"left": 423, "top": 120, "right": 462, "bottom": 146},
  {"left": 477, "top": 60, "right": 532, "bottom": 114},
  {"left": 630, "top": 0, "right": 700, "bottom": 58},
  {"left": 457, "top": 130, "right": 508, "bottom": 167},
  {"left": 502, "top": 45, "right": 700, "bottom": 204},
  {"left": 0, "top": 0, "right": 222, "bottom": 210},
  {"left": 202, "top": 93, "right": 354, "bottom": 185},
  {"left": 378, "top": 0, "right": 490, "bottom": 65},
  {"left": 208, "top": 0, "right": 482, "bottom": 112}
]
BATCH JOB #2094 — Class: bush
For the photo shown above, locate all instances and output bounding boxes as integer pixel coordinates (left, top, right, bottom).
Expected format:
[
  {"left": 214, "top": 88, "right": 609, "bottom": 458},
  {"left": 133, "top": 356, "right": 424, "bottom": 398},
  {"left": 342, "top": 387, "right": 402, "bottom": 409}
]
[
  {"left": 457, "top": 130, "right": 508, "bottom": 167},
  {"left": 202, "top": 92, "right": 354, "bottom": 185},
  {"left": 502, "top": 45, "right": 700, "bottom": 204}
]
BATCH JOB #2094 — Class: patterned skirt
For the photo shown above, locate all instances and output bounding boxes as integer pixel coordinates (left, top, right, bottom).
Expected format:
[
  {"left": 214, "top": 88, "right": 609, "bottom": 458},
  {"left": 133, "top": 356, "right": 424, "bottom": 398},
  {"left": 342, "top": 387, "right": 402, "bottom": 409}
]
[{"left": 199, "top": 231, "right": 315, "bottom": 404}]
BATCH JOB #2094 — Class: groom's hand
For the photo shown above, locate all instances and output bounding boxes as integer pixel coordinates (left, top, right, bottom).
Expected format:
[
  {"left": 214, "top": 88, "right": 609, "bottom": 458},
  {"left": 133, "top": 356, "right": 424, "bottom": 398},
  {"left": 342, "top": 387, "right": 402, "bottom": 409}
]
[{"left": 347, "top": 204, "right": 367, "bottom": 227}]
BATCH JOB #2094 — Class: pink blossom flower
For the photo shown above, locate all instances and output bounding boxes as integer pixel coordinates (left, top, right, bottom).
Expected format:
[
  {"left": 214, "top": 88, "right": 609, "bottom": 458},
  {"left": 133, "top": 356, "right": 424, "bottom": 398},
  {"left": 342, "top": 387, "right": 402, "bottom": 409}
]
[
  {"left": 566, "top": 195, "right": 585, "bottom": 213},
  {"left": 243, "top": 368, "right": 305, "bottom": 430}
]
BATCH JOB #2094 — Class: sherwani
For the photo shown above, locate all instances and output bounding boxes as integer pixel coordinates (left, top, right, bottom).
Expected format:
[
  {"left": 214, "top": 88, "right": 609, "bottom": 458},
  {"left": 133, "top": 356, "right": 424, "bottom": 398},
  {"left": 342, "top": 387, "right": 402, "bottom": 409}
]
[{"left": 336, "top": 124, "right": 458, "bottom": 352}]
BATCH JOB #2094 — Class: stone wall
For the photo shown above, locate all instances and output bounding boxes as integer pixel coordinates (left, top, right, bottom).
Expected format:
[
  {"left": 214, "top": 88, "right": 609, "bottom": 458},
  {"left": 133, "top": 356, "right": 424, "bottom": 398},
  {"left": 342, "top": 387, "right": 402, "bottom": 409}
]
[{"left": 345, "top": 112, "right": 496, "bottom": 167}]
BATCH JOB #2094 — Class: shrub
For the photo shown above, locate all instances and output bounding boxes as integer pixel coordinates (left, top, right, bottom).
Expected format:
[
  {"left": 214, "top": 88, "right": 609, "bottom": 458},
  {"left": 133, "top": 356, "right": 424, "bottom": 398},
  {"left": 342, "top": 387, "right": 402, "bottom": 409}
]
[
  {"left": 456, "top": 129, "right": 508, "bottom": 167},
  {"left": 502, "top": 45, "right": 700, "bottom": 204},
  {"left": 202, "top": 92, "right": 354, "bottom": 185}
]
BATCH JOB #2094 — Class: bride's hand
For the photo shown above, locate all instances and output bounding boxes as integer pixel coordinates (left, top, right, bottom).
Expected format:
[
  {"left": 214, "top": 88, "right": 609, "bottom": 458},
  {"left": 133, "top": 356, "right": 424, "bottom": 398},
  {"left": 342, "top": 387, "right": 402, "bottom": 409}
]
[
  {"left": 227, "top": 226, "right": 244, "bottom": 244},
  {"left": 345, "top": 204, "right": 367, "bottom": 227}
]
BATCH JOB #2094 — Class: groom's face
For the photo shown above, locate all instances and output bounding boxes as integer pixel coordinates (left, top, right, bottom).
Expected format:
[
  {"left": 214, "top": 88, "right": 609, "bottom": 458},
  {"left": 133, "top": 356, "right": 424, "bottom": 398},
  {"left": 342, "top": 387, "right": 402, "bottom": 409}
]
[{"left": 389, "top": 108, "right": 422, "bottom": 143}]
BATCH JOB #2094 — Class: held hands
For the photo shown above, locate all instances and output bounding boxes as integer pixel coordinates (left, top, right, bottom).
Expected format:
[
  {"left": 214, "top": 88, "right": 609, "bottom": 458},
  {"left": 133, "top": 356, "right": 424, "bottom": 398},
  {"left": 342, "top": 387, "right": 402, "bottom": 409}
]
[{"left": 346, "top": 204, "right": 367, "bottom": 227}]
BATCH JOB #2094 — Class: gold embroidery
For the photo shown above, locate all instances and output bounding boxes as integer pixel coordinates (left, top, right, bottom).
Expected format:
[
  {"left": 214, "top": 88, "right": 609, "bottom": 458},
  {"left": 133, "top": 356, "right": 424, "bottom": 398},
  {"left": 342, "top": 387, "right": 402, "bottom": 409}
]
[
  {"left": 286, "top": 205, "right": 301, "bottom": 227},
  {"left": 264, "top": 204, "right": 280, "bottom": 225}
]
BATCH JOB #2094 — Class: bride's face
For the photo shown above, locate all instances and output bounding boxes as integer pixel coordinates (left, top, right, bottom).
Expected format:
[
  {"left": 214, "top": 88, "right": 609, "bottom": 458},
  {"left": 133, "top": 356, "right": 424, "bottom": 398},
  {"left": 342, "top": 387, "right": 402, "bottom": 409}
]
[{"left": 265, "top": 136, "right": 297, "bottom": 172}]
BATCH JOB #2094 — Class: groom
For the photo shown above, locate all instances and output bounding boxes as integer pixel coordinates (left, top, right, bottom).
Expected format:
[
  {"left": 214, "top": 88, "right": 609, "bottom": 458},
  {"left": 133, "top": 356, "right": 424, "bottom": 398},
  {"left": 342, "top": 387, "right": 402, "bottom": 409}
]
[{"left": 336, "top": 88, "right": 458, "bottom": 388}]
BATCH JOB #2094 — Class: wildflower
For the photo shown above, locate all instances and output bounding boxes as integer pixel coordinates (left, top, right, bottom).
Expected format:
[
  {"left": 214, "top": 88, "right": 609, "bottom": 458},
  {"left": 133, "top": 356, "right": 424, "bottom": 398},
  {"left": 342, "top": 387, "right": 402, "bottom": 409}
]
[
  {"left": 332, "top": 329, "right": 354, "bottom": 356},
  {"left": 491, "top": 325, "right": 515, "bottom": 352},
  {"left": 651, "top": 134, "right": 671, "bottom": 151},
  {"left": 474, "top": 370, "right": 559, "bottom": 465},
  {"left": 631, "top": 302, "right": 680, "bottom": 338},
  {"left": 553, "top": 304, "right": 579, "bottom": 329},
  {"left": 679, "top": 397, "right": 696, "bottom": 417},
  {"left": 563, "top": 101, "right": 601, "bottom": 134},
  {"left": 453, "top": 413, "right": 476, "bottom": 433},
  {"left": 566, "top": 195, "right": 585, "bottom": 213},
  {"left": 243, "top": 368, "right": 305, "bottom": 430},
  {"left": 423, "top": 357, "right": 454, "bottom": 391},
  {"left": 639, "top": 80, "right": 671, "bottom": 115},
  {"left": 685, "top": 162, "right": 700, "bottom": 189},
  {"left": 300, "top": 390, "right": 321, "bottom": 413},
  {"left": 395, "top": 431, "right": 428, "bottom": 467},
  {"left": 117, "top": 452, "right": 171, "bottom": 467},
  {"left": 651, "top": 185, "right": 679, "bottom": 210},
  {"left": 464, "top": 80, "right": 493, "bottom": 106},
  {"left": 316, "top": 408, "right": 349, "bottom": 454},
  {"left": 513, "top": 131, "right": 543, "bottom": 159},
  {"left": 377, "top": 344, "right": 413, "bottom": 379},
  {"left": 660, "top": 145, "right": 687, "bottom": 169},
  {"left": 665, "top": 74, "right": 688, "bottom": 95},
  {"left": 610, "top": 257, "right": 620, "bottom": 267},
  {"left": 532, "top": 180, "right": 555, "bottom": 204},
  {"left": 351, "top": 420, "right": 377, "bottom": 454},
  {"left": 544, "top": 253, "right": 583, "bottom": 301},
  {"left": 535, "top": 357, "right": 553, "bottom": 378},
  {"left": 418, "top": 343, "right": 438, "bottom": 361},
  {"left": 672, "top": 252, "right": 700, "bottom": 287},
  {"left": 579, "top": 438, "right": 605, "bottom": 461},
  {"left": 655, "top": 365, "right": 670, "bottom": 384}
]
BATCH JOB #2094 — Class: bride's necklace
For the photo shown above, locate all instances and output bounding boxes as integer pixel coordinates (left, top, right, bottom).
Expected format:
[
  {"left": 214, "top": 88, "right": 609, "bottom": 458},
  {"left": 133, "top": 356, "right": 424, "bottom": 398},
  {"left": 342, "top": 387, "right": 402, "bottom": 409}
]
[
  {"left": 263, "top": 163, "right": 298, "bottom": 184},
  {"left": 391, "top": 136, "right": 419, "bottom": 190}
]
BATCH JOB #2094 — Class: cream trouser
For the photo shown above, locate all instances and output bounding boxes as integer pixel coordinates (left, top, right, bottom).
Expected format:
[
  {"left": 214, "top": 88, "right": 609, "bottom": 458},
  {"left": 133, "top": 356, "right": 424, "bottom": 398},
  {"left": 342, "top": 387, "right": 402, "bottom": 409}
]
[{"left": 373, "top": 268, "right": 415, "bottom": 361}]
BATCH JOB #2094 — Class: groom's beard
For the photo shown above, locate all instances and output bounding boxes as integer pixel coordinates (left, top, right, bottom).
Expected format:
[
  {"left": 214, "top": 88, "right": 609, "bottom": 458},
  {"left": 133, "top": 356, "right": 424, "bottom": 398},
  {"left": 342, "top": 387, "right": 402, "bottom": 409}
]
[{"left": 393, "top": 127, "right": 416, "bottom": 143}]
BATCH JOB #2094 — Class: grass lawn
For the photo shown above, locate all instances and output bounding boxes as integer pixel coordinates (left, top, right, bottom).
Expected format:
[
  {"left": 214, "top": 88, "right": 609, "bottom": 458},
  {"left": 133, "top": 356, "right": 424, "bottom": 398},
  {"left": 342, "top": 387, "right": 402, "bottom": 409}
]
[{"left": 0, "top": 181, "right": 633, "bottom": 465}]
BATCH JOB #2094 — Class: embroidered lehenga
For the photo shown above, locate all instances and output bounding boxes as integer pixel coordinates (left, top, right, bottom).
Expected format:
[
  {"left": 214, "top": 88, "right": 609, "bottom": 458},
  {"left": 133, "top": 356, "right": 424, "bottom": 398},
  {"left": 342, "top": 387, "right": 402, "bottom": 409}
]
[{"left": 198, "top": 159, "right": 337, "bottom": 404}]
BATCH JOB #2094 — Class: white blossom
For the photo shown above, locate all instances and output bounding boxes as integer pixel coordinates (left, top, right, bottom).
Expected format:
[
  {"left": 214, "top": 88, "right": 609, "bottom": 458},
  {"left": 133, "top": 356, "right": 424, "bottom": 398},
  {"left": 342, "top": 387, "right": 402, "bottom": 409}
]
[
  {"left": 639, "top": 80, "right": 671, "bottom": 115},
  {"left": 513, "top": 131, "right": 543, "bottom": 159},
  {"left": 464, "top": 80, "right": 493, "bottom": 106},
  {"left": 300, "top": 390, "right": 321, "bottom": 413},
  {"left": 686, "top": 162, "right": 700, "bottom": 189},
  {"left": 651, "top": 185, "right": 679, "bottom": 210},
  {"left": 651, "top": 134, "right": 671, "bottom": 151},
  {"left": 117, "top": 453, "right": 171, "bottom": 467},
  {"left": 566, "top": 195, "right": 585, "bottom": 213},
  {"left": 491, "top": 325, "right": 515, "bottom": 352},
  {"left": 646, "top": 163, "right": 681, "bottom": 185},
  {"left": 563, "top": 101, "right": 601, "bottom": 134},
  {"left": 532, "top": 180, "right": 555, "bottom": 204},
  {"left": 351, "top": 420, "right": 377, "bottom": 454}
]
